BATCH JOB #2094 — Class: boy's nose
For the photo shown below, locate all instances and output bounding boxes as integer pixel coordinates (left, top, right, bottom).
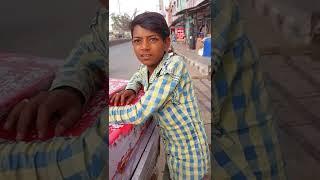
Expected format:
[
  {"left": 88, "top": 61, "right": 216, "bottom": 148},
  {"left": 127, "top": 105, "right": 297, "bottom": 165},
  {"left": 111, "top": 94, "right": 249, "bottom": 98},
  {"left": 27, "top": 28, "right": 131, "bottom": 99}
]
[{"left": 141, "top": 39, "right": 150, "bottom": 50}]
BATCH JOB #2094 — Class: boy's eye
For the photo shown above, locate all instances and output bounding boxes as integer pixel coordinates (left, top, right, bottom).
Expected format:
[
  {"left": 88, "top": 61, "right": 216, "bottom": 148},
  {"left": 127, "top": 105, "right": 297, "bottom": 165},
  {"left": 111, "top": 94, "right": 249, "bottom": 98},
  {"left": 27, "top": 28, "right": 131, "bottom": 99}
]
[
  {"left": 149, "top": 38, "right": 158, "bottom": 43},
  {"left": 133, "top": 39, "right": 141, "bottom": 44}
]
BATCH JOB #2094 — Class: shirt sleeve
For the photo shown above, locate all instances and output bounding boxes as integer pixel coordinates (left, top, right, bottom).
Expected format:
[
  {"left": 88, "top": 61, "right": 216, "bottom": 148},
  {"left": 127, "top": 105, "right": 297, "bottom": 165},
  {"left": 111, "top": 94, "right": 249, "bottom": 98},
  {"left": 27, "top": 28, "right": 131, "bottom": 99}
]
[
  {"left": 108, "top": 59, "right": 185, "bottom": 125},
  {"left": 125, "top": 66, "right": 144, "bottom": 93},
  {"left": 49, "top": 8, "right": 107, "bottom": 104},
  {"left": 212, "top": 0, "right": 237, "bottom": 72}
]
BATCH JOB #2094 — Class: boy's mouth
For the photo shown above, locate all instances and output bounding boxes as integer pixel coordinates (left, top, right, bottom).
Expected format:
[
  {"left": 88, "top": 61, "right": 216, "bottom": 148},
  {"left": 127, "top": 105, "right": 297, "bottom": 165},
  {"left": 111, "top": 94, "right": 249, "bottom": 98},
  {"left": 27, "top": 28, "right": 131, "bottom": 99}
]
[{"left": 140, "top": 54, "right": 152, "bottom": 59}]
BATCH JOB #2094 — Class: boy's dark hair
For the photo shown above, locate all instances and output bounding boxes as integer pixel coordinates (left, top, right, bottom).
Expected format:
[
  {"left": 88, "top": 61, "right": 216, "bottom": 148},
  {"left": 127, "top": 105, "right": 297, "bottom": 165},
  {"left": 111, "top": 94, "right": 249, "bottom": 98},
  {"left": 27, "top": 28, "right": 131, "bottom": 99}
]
[{"left": 130, "top": 12, "right": 170, "bottom": 40}]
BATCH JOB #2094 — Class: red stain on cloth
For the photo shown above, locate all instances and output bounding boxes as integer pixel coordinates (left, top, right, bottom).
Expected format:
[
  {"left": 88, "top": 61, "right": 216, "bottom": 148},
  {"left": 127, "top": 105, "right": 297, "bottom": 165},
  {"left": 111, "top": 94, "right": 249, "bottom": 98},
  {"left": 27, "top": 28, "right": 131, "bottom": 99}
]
[{"left": 108, "top": 78, "right": 145, "bottom": 145}]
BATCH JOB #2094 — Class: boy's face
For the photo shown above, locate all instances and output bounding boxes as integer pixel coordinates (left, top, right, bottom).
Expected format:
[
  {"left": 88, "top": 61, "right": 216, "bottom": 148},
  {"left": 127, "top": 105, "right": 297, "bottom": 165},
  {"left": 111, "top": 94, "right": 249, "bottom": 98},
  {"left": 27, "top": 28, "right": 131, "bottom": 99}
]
[{"left": 132, "top": 25, "right": 170, "bottom": 71}]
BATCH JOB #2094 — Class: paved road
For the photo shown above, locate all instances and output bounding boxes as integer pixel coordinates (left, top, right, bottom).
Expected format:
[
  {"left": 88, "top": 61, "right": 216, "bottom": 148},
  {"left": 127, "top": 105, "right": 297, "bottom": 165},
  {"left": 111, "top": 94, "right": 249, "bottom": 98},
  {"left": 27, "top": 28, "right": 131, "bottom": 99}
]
[
  {"left": 109, "top": 42, "right": 141, "bottom": 79},
  {"left": 0, "top": 0, "right": 99, "bottom": 58}
]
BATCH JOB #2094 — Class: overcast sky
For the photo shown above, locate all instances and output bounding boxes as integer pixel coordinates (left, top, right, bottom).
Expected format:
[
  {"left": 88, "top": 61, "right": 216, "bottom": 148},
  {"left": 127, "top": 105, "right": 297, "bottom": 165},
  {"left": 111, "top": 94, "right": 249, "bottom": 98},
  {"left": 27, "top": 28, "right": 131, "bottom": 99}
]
[{"left": 109, "top": 0, "right": 169, "bottom": 30}]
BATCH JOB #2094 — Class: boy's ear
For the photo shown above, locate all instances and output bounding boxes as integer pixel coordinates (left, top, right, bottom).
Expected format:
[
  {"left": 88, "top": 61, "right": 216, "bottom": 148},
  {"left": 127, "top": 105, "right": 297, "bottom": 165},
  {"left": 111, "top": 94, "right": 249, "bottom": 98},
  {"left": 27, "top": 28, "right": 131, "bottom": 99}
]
[{"left": 164, "top": 37, "right": 171, "bottom": 51}]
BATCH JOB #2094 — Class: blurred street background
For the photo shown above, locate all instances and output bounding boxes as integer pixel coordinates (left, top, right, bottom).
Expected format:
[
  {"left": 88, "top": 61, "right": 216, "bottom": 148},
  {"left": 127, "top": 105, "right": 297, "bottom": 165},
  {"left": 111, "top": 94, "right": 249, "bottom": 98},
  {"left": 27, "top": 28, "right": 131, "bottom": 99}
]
[{"left": 0, "top": 0, "right": 99, "bottom": 58}]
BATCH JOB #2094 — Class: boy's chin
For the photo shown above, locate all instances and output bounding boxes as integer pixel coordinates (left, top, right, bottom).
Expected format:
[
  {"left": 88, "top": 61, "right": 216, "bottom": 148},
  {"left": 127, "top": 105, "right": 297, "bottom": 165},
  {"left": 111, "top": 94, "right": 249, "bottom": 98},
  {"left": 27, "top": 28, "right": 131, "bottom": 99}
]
[{"left": 139, "top": 61, "right": 159, "bottom": 68}]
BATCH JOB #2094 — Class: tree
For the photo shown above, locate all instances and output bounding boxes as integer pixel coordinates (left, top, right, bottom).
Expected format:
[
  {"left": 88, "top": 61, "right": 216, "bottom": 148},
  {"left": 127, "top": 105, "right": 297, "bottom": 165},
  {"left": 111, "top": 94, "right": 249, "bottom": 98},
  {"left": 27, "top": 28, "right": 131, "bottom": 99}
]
[{"left": 110, "top": 13, "right": 132, "bottom": 32}]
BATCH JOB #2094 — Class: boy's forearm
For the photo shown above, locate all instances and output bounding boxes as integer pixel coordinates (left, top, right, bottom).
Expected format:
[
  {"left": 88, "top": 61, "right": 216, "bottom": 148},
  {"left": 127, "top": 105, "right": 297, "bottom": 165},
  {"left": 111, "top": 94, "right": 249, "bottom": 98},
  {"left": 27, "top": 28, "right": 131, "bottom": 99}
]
[{"left": 109, "top": 59, "right": 185, "bottom": 125}]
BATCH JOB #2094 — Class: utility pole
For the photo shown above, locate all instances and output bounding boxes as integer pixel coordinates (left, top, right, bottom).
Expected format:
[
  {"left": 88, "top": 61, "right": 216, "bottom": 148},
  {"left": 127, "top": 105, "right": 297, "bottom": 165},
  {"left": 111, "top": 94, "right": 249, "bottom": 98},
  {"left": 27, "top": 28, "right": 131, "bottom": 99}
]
[
  {"left": 131, "top": 8, "right": 138, "bottom": 20},
  {"left": 118, "top": 0, "right": 121, "bottom": 14},
  {"left": 159, "top": 0, "right": 164, "bottom": 11},
  {"left": 159, "top": 0, "right": 166, "bottom": 17}
]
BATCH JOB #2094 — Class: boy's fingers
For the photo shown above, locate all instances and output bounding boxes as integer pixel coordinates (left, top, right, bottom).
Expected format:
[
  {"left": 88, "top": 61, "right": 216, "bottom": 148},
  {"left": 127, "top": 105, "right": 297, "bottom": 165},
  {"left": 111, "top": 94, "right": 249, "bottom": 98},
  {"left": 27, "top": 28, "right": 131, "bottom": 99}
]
[
  {"left": 109, "top": 94, "right": 116, "bottom": 104},
  {"left": 36, "top": 103, "right": 51, "bottom": 139},
  {"left": 16, "top": 98, "right": 42, "bottom": 140},
  {"left": 110, "top": 91, "right": 123, "bottom": 104},
  {"left": 126, "top": 95, "right": 136, "bottom": 105},
  {"left": 55, "top": 109, "right": 80, "bottom": 136},
  {"left": 4, "top": 99, "right": 28, "bottom": 130},
  {"left": 120, "top": 94, "right": 127, "bottom": 106},
  {"left": 114, "top": 93, "right": 121, "bottom": 106},
  {"left": 36, "top": 93, "right": 59, "bottom": 139},
  {"left": 16, "top": 93, "right": 48, "bottom": 140}
]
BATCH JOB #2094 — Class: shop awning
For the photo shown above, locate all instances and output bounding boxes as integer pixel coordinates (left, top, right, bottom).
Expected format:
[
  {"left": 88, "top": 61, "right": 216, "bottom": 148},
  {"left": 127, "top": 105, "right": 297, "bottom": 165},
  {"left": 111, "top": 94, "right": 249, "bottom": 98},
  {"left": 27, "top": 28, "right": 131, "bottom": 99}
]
[
  {"left": 175, "top": 0, "right": 210, "bottom": 16},
  {"left": 170, "top": 15, "right": 184, "bottom": 27}
]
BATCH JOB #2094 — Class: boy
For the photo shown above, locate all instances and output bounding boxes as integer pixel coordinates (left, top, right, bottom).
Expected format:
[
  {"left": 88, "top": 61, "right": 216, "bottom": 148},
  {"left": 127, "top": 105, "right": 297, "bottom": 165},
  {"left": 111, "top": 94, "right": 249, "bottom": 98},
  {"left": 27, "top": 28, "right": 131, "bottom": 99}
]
[
  {"left": 1, "top": 0, "right": 107, "bottom": 179},
  {"left": 212, "top": 0, "right": 287, "bottom": 179},
  {"left": 108, "top": 12, "right": 210, "bottom": 179}
]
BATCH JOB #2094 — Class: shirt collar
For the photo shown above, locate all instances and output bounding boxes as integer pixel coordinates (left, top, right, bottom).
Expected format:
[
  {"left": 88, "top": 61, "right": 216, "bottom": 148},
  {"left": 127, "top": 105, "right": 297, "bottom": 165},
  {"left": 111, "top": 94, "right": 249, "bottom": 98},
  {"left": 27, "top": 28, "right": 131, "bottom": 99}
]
[{"left": 148, "top": 53, "right": 170, "bottom": 84}]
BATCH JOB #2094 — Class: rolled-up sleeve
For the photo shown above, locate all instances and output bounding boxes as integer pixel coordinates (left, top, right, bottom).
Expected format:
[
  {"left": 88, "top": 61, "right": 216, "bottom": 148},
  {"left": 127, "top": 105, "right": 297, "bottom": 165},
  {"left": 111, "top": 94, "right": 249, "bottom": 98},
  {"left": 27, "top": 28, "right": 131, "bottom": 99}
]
[
  {"left": 50, "top": 8, "right": 107, "bottom": 104},
  {"left": 125, "top": 66, "right": 144, "bottom": 93}
]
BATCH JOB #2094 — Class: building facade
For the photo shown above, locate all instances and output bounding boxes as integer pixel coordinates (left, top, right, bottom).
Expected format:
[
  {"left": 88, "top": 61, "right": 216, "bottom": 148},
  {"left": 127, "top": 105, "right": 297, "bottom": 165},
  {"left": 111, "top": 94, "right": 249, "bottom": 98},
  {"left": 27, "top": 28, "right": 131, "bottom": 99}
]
[{"left": 166, "top": 0, "right": 211, "bottom": 49}]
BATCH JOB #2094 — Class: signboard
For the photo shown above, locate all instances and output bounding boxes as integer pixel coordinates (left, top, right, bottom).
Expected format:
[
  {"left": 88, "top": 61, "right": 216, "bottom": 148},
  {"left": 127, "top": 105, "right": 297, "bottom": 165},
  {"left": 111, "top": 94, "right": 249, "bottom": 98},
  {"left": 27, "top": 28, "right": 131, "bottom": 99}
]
[{"left": 176, "top": 27, "right": 185, "bottom": 40}]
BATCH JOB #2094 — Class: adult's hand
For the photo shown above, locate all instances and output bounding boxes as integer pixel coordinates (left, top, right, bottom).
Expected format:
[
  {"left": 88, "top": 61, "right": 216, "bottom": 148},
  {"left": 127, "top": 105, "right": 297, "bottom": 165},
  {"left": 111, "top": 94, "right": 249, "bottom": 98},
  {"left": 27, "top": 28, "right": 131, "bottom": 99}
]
[{"left": 4, "top": 87, "right": 84, "bottom": 140}]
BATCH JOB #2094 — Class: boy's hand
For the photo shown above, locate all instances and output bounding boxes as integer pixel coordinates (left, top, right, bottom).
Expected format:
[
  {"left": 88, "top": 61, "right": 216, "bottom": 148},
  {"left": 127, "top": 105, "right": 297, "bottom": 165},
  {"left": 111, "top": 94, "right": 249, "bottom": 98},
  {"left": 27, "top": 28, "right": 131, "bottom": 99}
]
[
  {"left": 4, "top": 88, "right": 84, "bottom": 140},
  {"left": 109, "top": 89, "right": 136, "bottom": 106}
]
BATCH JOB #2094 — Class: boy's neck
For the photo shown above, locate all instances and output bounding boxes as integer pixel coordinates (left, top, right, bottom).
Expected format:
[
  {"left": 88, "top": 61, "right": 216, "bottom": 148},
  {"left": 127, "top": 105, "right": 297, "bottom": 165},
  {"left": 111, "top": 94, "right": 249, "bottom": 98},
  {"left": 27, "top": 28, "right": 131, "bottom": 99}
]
[
  {"left": 147, "top": 66, "right": 157, "bottom": 82},
  {"left": 147, "top": 66, "right": 156, "bottom": 77},
  {"left": 146, "top": 53, "right": 167, "bottom": 80},
  {"left": 147, "top": 58, "right": 164, "bottom": 80}
]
